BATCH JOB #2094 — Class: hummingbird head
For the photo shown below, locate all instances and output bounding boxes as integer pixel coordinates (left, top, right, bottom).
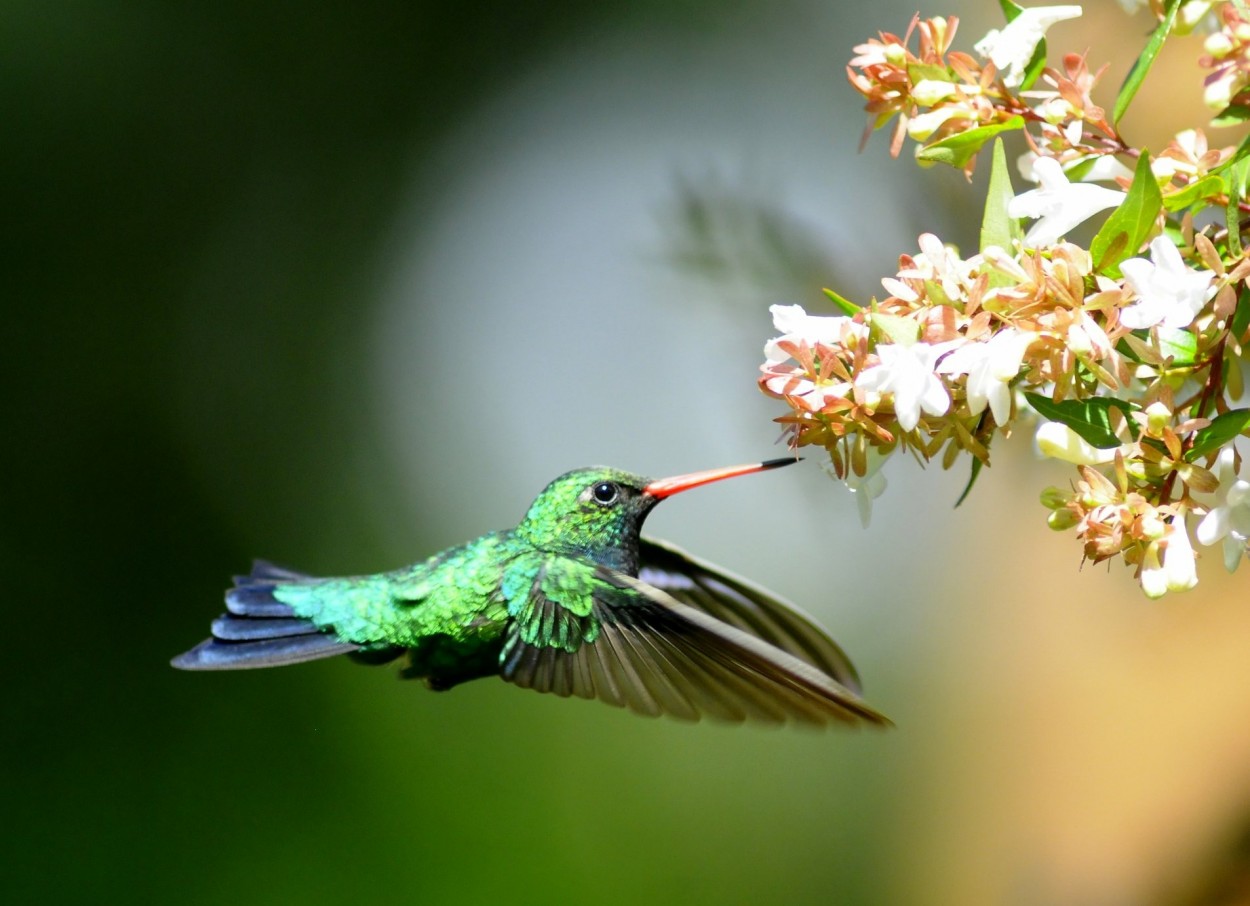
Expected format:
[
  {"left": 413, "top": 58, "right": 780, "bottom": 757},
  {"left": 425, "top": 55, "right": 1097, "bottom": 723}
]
[{"left": 515, "top": 458, "right": 797, "bottom": 573}]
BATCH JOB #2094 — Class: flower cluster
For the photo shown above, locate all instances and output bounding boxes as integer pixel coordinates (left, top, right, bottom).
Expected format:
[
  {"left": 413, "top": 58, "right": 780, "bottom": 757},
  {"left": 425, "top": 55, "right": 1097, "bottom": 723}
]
[
  {"left": 1201, "top": 3, "right": 1250, "bottom": 113},
  {"left": 762, "top": 3, "right": 1250, "bottom": 597},
  {"left": 847, "top": 7, "right": 1123, "bottom": 177}
]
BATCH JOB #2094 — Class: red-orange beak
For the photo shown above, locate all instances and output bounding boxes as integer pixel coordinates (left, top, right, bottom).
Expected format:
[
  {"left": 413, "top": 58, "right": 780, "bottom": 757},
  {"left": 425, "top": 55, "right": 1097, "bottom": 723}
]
[{"left": 643, "top": 457, "right": 799, "bottom": 499}]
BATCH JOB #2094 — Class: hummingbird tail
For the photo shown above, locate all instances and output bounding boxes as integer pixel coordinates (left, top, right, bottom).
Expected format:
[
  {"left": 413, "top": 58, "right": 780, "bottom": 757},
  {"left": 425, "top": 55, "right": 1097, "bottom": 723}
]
[{"left": 171, "top": 561, "right": 360, "bottom": 670}]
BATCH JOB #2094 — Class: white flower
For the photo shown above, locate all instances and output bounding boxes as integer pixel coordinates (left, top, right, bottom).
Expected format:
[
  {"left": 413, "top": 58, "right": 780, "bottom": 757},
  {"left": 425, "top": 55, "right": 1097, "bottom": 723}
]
[
  {"left": 1141, "top": 520, "right": 1199, "bottom": 598},
  {"left": 936, "top": 328, "right": 1035, "bottom": 425},
  {"left": 764, "top": 304, "right": 863, "bottom": 365},
  {"left": 855, "top": 339, "right": 958, "bottom": 432},
  {"left": 974, "top": 5, "right": 1083, "bottom": 88},
  {"left": 1177, "top": 1, "right": 1218, "bottom": 36},
  {"left": 907, "top": 107, "right": 962, "bottom": 141},
  {"left": 1008, "top": 156, "right": 1125, "bottom": 247},
  {"left": 1118, "top": 237, "right": 1216, "bottom": 331},
  {"left": 1079, "top": 154, "right": 1135, "bottom": 183},
  {"left": 911, "top": 79, "right": 958, "bottom": 107},
  {"left": 1066, "top": 310, "right": 1114, "bottom": 360},
  {"left": 1035, "top": 421, "right": 1118, "bottom": 465},
  {"left": 1196, "top": 447, "right": 1250, "bottom": 572}
]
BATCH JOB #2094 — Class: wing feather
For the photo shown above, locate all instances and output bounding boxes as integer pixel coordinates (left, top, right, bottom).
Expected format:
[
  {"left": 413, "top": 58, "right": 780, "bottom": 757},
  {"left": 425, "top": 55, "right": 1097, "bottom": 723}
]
[
  {"left": 498, "top": 559, "right": 890, "bottom": 727},
  {"left": 640, "top": 537, "right": 863, "bottom": 693}
]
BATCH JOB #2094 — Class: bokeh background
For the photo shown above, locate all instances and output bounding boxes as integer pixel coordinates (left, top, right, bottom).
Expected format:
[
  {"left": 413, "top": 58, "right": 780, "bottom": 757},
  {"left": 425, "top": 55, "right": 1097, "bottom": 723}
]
[{"left": 10, "top": 1, "right": 1250, "bottom": 903}]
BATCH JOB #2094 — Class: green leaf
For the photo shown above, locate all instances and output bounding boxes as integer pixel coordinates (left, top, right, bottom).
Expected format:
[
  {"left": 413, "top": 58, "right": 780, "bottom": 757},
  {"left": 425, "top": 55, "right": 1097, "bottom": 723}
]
[
  {"left": 1025, "top": 392, "right": 1138, "bottom": 449},
  {"left": 916, "top": 117, "right": 1025, "bottom": 170},
  {"left": 954, "top": 454, "right": 984, "bottom": 508},
  {"left": 1063, "top": 157, "right": 1100, "bottom": 182},
  {"left": 1211, "top": 104, "right": 1250, "bottom": 128},
  {"left": 1232, "top": 286, "right": 1250, "bottom": 344},
  {"left": 869, "top": 312, "right": 920, "bottom": 346},
  {"left": 980, "top": 138, "right": 1021, "bottom": 258},
  {"left": 1157, "top": 327, "right": 1198, "bottom": 366},
  {"left": 1225, "top": 155, "right": 1250, "bottom": 258},
  {"left": 1224, "top": 131, "right": 1250, "bottom": 171},
  {"left": 1115, "top": 337, "right": 1145, "bottom": 364},
  {"left": 1113, "top": 0, "right": 1181, "bottom": 126},
  {"left": 1230, "top": 155, "right": 1250, "bottom": 200},
  {"left": 821, "top": 287, "right": 860, "bottom": 317},
  {"left": 1162, "top": 174, "right": 1225, "bottom": 212},
  {"left": 1090, "top": 152, "right": 1162, "bottom": 277},
  {"left": 1186, "top": 409, "right": 1250, "bottom": 461}
]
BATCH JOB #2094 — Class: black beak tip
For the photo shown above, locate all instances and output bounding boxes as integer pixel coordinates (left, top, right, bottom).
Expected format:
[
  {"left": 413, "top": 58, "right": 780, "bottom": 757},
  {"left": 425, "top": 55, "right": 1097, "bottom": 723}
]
[{"left": 760, "top": 456, "right": 802, "bottom": 470}]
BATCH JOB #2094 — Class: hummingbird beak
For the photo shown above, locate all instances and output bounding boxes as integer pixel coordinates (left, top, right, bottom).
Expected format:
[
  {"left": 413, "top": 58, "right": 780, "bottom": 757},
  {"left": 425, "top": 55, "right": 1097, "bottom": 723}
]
[{"left": 643, "top": 457, "right": 799, "bottom": 500}]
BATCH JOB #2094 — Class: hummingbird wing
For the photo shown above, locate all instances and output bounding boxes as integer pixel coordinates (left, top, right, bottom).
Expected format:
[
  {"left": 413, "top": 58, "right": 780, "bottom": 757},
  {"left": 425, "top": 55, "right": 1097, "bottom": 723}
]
[
  {"left": 499, "top": 558, "right": 889, "bottom": 726},
  {"left": 638, "top": 537, "right": 863, "bottom": 693}
]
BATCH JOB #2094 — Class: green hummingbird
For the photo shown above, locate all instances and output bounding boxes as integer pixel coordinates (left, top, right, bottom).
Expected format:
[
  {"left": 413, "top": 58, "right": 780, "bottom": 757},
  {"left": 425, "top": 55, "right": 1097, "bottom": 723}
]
[{"left": 173, "top": 458, "right": 889, "bottom": 726}]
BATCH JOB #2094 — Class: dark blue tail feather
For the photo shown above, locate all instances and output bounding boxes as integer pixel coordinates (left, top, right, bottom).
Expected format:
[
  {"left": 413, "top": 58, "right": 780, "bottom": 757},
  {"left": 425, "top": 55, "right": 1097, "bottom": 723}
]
[{"left": 171, "top": 561, "right": 359, "bottom": 671}]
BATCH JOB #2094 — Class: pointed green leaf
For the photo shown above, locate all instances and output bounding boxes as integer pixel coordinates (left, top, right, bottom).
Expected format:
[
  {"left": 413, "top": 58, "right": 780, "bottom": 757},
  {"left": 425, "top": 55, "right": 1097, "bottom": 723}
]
[
  {"left": 954, "top": 454, "right": 984, "bottom": 508},
  {"left": 1224, "top": 131, "right": 1250, "bottom": 171},
  {"left": 869, "top": 312, "right": 920, "bottom": 346},
  {"left": 916, "top": 117, "right": 1025, "bottom": 169},
  {"left": 1229, "top": 154, "right": 1250, "bottom": 199},
  {"left": 997, "top": 0, "right": 1022, "bottom": 20},
  {"left": 1162, "top": 174, "right": 1225, "bottom": 212},
  {"left": 1226, "top": 154, "right": 1250, "bottom": 257},
  {"left": 1156, "top": 327, "right": 1198, "bottom": 366},
  {"left": 1113, "top": 0, "right": 1181, "bottom": 126},
  {"left": 980, "top": 138, "right": 1021, "bottom": 257},
  {"left": 821, "top": 287, "right": 861, "bottom": 317},
  {"left": 1090, "top": 152, "right": 1162, "bottom": 277},
  {"left": 1115, "top": 337, "right": 1145, "bottom": 365},
  {"left": 1025, "top": 393, "right": 1138, "bottom": 449},
  {"left": 1186, "top": 408, "right": 1250, "bottom": 462},
  {"left": 1211, "top": 104, "right": 1250, "bottom": 128}
]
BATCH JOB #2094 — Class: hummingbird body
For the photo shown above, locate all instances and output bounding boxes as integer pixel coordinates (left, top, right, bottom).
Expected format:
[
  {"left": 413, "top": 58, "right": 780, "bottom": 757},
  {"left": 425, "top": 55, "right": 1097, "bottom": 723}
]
[{"left": 174, "top": 460, "right": 890, "bottom": 726}]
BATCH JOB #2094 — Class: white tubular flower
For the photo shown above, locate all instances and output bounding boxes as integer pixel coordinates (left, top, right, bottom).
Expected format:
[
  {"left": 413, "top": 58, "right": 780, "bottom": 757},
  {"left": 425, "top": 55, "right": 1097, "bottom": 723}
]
[
  {"left": 1035, "top": 422, "right": 1118, "bottom": 465},
  {"left": 1196, "top": 447, "right": 1250, "bottom": 572},
  {"left": 935, "top": 328, "right": 1035, "bottom": 425},
  {"left": 1066, "top": 310, "right": 1114, "bottom": 360},
  {"left": 1141, "top": 521, "right": 1199, "bottom": 598},
  {"left": 763, "top": 304, "right": 863, "bottom": 365},
  {"left": 1118, "top": 237, "right": 1216, "bottom": 331},
  {"left": 908, "top": 107, "right": 962, "bottom": 142},
  {"left": 910, "top": 79, "right": 958, "bottom": 106},
  {"left": 974, "top": 5, "right": 1083, "bottom": 88},
  {"left": 855, "top": 339, "right": 959, "bottom": 432},
  {"left": 1177, "top": 1, "right": 1217, "bottom": 36},
  {"left": 1008, "top": 156, "right": 1126, "bottom": 248},
  {"left": 1079, "top": 155, "right": 1135, "bottom": 183}
]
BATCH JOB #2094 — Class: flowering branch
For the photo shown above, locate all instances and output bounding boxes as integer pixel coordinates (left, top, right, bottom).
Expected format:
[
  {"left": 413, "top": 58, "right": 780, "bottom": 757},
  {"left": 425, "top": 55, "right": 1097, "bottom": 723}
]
[{"left": 759, "top": 1, "right": 1250, "bottom": 597}]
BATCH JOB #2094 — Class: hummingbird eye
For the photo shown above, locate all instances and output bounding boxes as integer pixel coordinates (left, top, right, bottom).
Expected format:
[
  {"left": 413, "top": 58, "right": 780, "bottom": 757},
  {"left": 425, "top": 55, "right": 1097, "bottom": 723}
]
[{"left": 591, "top": 482, "right": 619, "bottom": 506}]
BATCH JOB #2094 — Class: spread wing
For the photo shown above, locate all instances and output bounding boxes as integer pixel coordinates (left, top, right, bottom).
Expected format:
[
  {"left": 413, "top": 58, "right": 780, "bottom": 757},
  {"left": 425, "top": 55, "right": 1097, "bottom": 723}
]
[
  {"left": 499, "top": 560, "right": 889, "bottom": 727},
  {"left": 639, "top": 537, "right": 863, "bottom": 693}
]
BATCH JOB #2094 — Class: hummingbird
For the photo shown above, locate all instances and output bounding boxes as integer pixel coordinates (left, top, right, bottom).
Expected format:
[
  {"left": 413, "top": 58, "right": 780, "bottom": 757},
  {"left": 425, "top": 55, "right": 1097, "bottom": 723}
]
[{"left": 173, "top": 458, "right": 889, "bottom": 726}]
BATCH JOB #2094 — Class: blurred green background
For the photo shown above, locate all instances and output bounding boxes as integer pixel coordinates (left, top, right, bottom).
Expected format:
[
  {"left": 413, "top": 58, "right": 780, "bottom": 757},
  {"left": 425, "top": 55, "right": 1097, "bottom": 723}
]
[{"left": 10, "top": 1, "right": 1250, "bottom": 903}]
